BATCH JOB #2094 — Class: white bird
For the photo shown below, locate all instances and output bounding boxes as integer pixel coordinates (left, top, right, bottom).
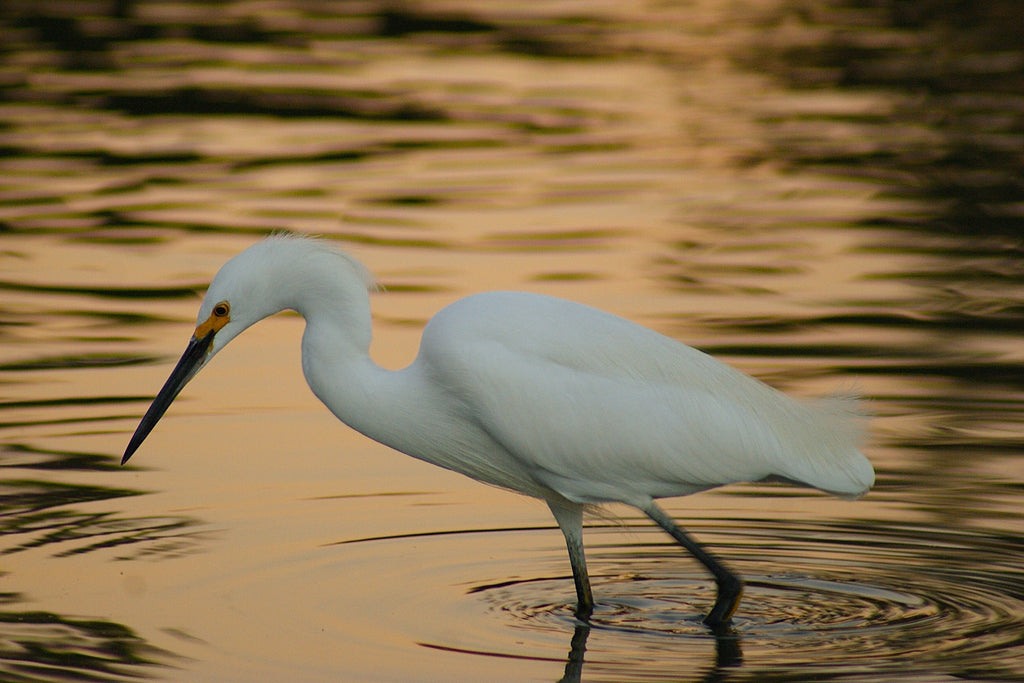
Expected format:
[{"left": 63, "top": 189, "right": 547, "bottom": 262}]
[{"left": 122, "top": 234, "right": 873, "bottom": 628}]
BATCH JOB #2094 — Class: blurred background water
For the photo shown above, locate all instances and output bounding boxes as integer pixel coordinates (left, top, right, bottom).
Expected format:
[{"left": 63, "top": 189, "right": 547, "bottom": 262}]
[{"left": 2, "top": 1, "right": 1024, "bottom": 680}]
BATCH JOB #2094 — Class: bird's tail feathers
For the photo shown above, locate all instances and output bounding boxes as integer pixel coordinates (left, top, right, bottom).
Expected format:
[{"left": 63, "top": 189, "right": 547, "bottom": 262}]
[{"left": 775, "top": 391, "right": 874, "bottom": 498}]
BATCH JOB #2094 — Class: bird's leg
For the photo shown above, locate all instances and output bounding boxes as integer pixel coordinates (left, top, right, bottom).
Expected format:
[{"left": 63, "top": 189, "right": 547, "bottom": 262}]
[
  {"left": 641, "top": 501, "right": 743, "bottom": 629},
  {"left": 548, "top": 500, "right": 594, "bottom": 620}
]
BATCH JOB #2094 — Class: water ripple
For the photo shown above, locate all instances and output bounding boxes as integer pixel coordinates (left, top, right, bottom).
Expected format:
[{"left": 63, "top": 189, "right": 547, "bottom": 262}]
[{"left": 397, "top": 519, "right": 1024, "bottom": 680}]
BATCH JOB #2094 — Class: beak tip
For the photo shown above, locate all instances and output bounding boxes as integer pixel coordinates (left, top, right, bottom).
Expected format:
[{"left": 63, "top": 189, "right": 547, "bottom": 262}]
[
  {"left": 121, "top": 330, "right": 213, "bottom": 468},
  {"left": 122, "top": 431, "right": 146, "bottom": 465}
]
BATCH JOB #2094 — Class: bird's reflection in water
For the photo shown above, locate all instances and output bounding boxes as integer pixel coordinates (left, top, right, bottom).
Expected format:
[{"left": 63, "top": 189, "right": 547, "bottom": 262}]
[
  {"left": 558, "top": 622, "right": 589, "bottom": 683},
  {"left": 557, "top": 620, "right": 742, "bottom": 683},
  {"left": 708, "top": 625, "right": 743, "bottom": 680}
]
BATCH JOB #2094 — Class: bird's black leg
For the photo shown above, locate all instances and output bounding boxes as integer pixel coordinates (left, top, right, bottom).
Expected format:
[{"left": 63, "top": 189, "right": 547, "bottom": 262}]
[
  {"left": 641, "top": 501, "right": 743, "bottom": 629},
  {"left": 548, "top": 501, "right": 594, "bottom": 620}
]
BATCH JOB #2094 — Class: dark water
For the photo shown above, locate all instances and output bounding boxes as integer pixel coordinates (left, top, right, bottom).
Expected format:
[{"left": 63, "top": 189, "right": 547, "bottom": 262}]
[{"left": 2, "top": 1, "right": 1024, "bottom": 680}]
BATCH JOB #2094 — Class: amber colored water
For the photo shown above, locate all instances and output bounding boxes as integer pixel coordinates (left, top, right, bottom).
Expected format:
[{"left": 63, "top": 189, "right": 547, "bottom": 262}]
[{"left": 3, "top": 1, "right": 1024, "bottom": 681}]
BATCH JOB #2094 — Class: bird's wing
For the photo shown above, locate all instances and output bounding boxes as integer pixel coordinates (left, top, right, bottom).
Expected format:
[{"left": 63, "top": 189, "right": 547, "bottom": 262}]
[
  {"left": 420, "top": 292, "right": 871, "bottom": 505},
  {"left": 463, "top": 346, "right": 774, "bottom": 504}
]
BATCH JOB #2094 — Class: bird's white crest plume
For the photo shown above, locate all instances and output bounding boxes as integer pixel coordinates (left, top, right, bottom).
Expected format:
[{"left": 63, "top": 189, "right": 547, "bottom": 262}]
[{"left": 122, "top": 234, "right": 874, "bottom": 630}]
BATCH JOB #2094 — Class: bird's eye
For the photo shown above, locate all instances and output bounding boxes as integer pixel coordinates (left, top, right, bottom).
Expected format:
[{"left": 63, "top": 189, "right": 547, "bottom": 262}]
[{"left": 213, "top": 302, "right": 230, "bottom": 317}]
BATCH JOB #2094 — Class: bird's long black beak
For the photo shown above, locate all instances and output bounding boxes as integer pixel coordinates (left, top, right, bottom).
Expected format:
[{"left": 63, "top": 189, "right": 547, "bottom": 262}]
[{"left": 122, "top": 330, "right": 214, "bottom": 465}]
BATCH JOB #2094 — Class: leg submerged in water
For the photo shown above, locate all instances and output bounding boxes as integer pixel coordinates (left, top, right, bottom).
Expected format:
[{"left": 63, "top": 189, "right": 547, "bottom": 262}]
[
  {"left": 641, "top": 500, "right": 744, "bottom": 628},
  {"left": 548, "top": 501, "right": 594, "bottom": 620},
  {"left": 548, "top": 498, "right": 743, "bottom": 627}
]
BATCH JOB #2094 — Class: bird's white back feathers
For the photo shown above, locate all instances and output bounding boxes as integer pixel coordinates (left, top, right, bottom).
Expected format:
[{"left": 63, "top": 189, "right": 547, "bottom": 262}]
[{"left": 417, "top": 291, "right": 873, "bottom": 503}]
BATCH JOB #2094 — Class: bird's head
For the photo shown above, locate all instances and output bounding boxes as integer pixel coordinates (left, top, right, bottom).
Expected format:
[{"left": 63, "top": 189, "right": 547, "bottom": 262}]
[
  {"left": 119, "top": 269, "right": 259, "bottom": 465},
  {"left": 120, "top": 234, "right": 374, "bottom": 465}
]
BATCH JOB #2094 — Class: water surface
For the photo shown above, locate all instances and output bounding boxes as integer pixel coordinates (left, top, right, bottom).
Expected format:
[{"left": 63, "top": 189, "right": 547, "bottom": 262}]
[{"left": 2, "top": 1, "right": 1024, "bottom": 680}]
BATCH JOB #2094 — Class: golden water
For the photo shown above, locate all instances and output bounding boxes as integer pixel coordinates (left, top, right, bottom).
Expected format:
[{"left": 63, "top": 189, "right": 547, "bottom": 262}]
[{"left": 3, "top": 1, "right": 1024, "bottom": 680}]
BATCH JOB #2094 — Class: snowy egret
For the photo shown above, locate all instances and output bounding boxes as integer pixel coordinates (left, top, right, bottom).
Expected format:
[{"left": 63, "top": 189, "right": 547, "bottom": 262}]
[{"left": 122, "top": 234, "right": 873, "bottom": 628}]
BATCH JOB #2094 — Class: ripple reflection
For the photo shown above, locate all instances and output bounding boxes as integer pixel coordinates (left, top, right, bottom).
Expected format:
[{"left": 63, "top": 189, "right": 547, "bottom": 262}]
[{"left": 346, "top": 517, "right": 1024, "bottom": 680}]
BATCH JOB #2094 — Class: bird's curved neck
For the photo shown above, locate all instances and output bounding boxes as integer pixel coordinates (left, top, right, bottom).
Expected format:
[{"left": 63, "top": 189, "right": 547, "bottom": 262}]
[
  {"left": 296, "top": 297, "right": 549, "bottom": 499},
  {"left": 299, "top": 313, "right": 423, "bottom": 455}
]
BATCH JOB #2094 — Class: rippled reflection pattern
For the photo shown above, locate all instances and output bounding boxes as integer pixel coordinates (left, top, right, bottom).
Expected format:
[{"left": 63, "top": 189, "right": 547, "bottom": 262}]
[
  {"left": 0, "top": 595, "right": 172, "bottom": 682},
  {"left": 430, "top": 521, "right": 1024, "bottom": 680},
  {"left": 2, "top": 0, "right": 1024, "bottom": 680}
]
